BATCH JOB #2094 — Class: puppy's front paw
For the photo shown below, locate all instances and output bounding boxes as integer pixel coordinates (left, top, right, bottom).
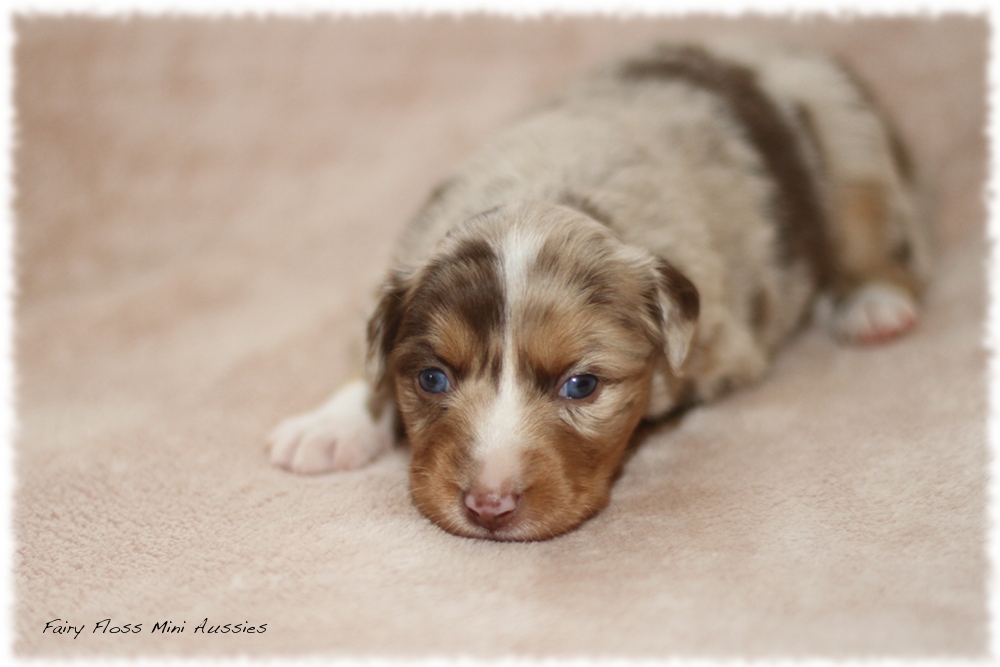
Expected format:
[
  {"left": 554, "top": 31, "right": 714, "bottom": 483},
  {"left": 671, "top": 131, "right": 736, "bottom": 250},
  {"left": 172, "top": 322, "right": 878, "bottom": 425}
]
[
  {"left": 269, "top": 381, "right": 392, "bottom": 474},
  {"left": 833, "top": 282, "right": 918, "bottom": 345}
]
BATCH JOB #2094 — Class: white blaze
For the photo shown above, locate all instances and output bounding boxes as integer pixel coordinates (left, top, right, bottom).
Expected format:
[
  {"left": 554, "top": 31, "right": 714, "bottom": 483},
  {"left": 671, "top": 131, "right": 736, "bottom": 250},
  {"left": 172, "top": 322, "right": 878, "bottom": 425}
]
[{"left": 470, "top": 224, "right": 546, "bottom": 487}]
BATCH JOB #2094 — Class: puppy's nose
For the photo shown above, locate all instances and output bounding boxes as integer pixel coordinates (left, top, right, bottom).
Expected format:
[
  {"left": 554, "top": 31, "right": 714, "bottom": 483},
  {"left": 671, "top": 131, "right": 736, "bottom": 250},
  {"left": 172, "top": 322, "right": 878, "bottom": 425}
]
[{"left": 464, "top": 487, "right": 520, "bottom": 530}]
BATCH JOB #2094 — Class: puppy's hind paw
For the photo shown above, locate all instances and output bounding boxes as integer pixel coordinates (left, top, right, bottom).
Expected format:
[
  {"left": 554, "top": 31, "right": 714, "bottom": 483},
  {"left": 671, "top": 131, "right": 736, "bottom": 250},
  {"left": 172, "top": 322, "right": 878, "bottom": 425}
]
[
  {"left": 268, "top": 381, "right": 393, "bottom": 474},
  {"left": 832, "top": 282, "right": 918, "bottom": 346}
]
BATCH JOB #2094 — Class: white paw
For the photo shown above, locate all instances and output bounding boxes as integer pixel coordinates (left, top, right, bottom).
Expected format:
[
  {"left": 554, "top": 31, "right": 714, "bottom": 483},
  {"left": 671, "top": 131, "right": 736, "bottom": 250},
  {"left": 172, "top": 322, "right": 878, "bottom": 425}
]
[
  {"left": 833, "top": 282, "right": 918, "bottom": 345},
  {"left": 269, "top": 381, "right": 393, "bottom": 474}
]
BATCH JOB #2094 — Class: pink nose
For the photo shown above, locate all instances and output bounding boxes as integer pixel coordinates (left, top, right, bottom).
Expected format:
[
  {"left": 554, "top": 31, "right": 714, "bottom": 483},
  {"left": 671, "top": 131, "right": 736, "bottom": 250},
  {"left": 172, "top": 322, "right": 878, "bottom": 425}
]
[{"left": 464, "top": 488, "right": 520, "bottom": 531}]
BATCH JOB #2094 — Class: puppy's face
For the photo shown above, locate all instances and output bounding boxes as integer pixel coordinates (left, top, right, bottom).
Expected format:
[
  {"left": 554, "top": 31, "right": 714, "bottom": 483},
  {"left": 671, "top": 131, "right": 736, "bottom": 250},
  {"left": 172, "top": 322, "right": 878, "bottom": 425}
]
[{"left": 368, "top": 203, "right": 698, "bottom": 541}]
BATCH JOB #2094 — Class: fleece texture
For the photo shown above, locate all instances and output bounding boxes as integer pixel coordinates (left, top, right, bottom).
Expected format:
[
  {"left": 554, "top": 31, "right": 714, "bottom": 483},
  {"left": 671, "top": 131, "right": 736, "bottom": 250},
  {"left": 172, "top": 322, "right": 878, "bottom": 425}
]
[{"left": 13, "top": 15, "right": 988, "bottom": 658}]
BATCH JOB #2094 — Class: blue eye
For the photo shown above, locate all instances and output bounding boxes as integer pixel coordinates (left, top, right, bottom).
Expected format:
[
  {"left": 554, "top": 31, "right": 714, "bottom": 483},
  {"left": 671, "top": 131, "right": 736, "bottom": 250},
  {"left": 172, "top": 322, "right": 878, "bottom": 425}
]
[
  {"left": 558, "top": 374, "right": 599, "bottom": 400},
  {"left": 418, "top": 368, "right": 450, "bottom": 394}
]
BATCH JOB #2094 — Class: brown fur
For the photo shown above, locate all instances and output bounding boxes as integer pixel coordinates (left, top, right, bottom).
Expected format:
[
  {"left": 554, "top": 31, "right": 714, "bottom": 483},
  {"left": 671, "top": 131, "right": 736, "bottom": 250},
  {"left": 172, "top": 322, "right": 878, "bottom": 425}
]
[
  {"left": 619, "top": 44, "right": 833, "bottom": 287},
  {"left": 830, "top": 181, "right": 922, "bottom": 299},
  {"left": 377, "top": 204, "right": 695, "bottom": 540}
]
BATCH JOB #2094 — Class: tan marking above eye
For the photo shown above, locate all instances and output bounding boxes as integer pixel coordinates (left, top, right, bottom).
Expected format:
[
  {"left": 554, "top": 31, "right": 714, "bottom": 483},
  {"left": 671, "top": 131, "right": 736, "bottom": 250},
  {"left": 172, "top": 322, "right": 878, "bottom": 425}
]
[
  {"left": 516, "top": 303, "right": 651, "bottom": 384},
  {"left": 422, "top": 311, "right": 504, "bottom": 380}
]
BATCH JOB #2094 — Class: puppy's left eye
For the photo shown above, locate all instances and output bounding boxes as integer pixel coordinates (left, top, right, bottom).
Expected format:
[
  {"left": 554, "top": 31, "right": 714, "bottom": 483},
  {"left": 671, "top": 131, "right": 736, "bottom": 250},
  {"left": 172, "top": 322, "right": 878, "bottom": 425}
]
[
  {"left": 417, "top": 368, "right": 450, "bottom": 394},
  {"left": 558, "top": 374, "right": 599, "bottom": 400}
]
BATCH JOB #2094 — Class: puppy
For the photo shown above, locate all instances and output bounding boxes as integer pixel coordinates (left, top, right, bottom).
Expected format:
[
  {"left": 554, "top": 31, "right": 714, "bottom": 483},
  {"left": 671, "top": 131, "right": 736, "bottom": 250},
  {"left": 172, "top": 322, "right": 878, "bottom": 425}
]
[{"left": 269, "top": 41, "right": 933, "bottom": 541}]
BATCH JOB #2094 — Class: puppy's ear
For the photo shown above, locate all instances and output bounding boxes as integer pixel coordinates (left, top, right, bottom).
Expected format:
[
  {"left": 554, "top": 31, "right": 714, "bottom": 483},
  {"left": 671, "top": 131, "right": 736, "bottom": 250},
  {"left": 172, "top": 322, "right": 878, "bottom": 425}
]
[
  {"left": 365, "top": 267, "right": 412, "bottom": 394},
  {"left": 648, "top": 258, "right": 700, "bottom": 372}
]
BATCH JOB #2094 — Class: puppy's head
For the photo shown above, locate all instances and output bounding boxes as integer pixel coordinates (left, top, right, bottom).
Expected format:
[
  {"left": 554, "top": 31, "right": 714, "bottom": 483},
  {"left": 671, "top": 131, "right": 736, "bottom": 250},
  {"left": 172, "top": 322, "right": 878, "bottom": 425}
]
[{"left": 368, "top": 201, "right": 699, "bottom": 540}]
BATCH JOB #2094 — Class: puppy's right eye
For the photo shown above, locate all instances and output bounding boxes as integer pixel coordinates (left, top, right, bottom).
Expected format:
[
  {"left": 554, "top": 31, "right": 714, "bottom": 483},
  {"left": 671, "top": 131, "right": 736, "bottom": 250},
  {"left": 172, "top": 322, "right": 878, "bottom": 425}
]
[{"left": 417, "top": 368, "right": 450, "bottom": 394}]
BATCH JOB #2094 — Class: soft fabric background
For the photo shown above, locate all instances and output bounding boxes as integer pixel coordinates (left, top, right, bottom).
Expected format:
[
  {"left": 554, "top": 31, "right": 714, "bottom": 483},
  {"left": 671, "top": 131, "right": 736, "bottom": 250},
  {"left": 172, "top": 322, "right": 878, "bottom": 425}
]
[{"left": 13, "top": 15, "right": 988, "bottom": 657}]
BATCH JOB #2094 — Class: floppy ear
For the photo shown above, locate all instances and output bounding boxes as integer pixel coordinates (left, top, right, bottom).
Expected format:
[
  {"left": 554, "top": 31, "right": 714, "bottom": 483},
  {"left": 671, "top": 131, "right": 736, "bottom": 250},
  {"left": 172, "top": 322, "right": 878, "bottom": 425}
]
[
  {"left": 365, "top": 267, "right": 412, "bottom": 394},
  {"left": 648, "top": 258, "right": 700, "bottom": 373}
]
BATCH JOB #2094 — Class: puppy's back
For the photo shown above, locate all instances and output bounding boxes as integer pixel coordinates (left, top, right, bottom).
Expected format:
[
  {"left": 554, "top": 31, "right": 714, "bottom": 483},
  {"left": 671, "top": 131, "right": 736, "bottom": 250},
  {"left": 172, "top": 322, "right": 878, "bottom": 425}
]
[{"left": 395, "top": 41, "right": 930, "bottom": 369}]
